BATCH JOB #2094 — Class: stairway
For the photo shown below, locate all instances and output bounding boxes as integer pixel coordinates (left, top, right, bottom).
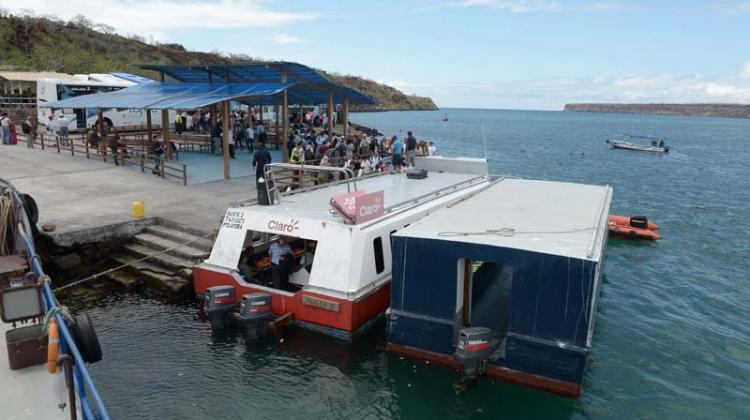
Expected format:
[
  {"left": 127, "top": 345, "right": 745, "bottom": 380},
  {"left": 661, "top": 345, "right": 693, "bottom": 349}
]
[{"left": 105, "top": 222, "right": 212, "bottom": 298}]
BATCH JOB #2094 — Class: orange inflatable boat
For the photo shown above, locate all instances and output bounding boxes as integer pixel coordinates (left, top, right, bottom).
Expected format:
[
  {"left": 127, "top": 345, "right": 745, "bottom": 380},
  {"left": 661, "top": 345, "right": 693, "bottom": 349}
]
[{"left": 608, "top": 215, "right": 661, "bottom": 241}]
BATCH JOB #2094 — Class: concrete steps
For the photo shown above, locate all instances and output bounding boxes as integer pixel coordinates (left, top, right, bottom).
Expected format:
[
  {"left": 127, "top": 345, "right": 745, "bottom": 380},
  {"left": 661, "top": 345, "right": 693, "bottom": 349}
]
[
  {"left": 106, "top": 221, "right": 214, "bottom": 299},
  {"left": 133, "top": 233, "right": 210, "bottom": 261},
  {"left": 145, "top": 225, "right": 213, "bottom": 252},
  {"left": 121, "top": 243, "right": 195, "bottom": 272},
  {"left": 110, "top": 254, "right": 175, "bottom": 276}
]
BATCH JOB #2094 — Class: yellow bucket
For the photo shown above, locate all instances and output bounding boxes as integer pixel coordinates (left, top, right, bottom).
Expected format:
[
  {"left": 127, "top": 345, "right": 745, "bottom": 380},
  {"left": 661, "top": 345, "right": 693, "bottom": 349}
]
[{"left": 131, "top": 201, "right": 145, "bottom": 218}]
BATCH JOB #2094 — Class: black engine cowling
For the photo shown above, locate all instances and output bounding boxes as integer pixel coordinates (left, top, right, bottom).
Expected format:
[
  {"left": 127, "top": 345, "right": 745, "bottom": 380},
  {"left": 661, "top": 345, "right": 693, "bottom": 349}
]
[{"left": 629, "top": 215, "right": 649, "bottom": 229}]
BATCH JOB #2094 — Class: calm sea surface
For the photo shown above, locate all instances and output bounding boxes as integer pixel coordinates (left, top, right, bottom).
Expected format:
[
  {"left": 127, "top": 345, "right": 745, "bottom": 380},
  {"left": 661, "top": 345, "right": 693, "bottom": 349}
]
[{"left": 79, "top": 109, "right": 749, "bottom": 419}]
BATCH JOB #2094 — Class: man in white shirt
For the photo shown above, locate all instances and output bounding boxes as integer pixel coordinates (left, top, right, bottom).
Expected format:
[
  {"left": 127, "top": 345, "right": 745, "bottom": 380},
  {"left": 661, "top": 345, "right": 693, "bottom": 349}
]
[
  {"left": 56, "top": 114, "right": 70, "bottom": 146},
  {"left": 428, "top": 141, "right": 436, "bottom": 156},
  {"left": 228, "top": 128, "right": 236, "bottom": 159}
]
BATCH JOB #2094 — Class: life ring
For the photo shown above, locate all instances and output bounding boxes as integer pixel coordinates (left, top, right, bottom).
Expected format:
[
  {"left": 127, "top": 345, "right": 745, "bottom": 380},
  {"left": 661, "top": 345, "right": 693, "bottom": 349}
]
[{"left": 47, "top": 319, "right": 59, "bottom": 374}]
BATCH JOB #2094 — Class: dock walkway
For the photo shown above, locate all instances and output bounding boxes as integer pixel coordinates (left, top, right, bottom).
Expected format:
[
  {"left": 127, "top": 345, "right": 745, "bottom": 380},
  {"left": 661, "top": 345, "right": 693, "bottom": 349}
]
[{"left": 0, "top": 144, "right": 259, "bottom": 243}]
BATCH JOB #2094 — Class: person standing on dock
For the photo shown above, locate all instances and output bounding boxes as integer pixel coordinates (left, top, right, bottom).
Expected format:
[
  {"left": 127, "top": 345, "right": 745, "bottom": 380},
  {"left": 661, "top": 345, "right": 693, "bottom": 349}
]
[
  {"left": 56, "top": 114, "right": 70, "bottom": 146},
  {"left": 405, "top": 131, "right": 417, "bottom": 167},
  {"left": 391, "top": 135, "right": 404, "bottom": 172},
  {"left": 0, "top": 112, "right": 10, "bottom": 144},
  {"left": 252, "top": 142, "right": 272, "bottom": 181},
  {"left": 109, "top": 129, "right": 122, "bottom": 166},
  {"left": 45, "top": 115, "right": 55, "bottom": 144},
  {"left": 22, "top": 116, "right": 36, "bottom": 148},
  {"left": 269, "top": 237, "right": 293, "bottom": 290}
]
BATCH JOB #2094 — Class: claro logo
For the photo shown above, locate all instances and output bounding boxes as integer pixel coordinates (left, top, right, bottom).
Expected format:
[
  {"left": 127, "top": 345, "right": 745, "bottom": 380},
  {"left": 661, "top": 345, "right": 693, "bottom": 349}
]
[{"left": 267, "top": 218, "right": 300, "bottom": 233}]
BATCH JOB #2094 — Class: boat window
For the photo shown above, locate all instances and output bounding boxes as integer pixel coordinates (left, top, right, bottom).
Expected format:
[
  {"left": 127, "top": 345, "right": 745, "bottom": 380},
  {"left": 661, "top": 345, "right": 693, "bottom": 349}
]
[
  {"left": 236, "top": 230, "right": 318, "bottom": 293},
  {"left": 373, "top": 237, "right": 385, "bottom": 274}
]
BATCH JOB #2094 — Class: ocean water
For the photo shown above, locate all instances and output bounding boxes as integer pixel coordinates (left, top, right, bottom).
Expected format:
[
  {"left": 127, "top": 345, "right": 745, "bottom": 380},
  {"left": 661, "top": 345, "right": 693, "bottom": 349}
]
[{"left": 80, "top": 109, "right": 750, "bottom": 419}]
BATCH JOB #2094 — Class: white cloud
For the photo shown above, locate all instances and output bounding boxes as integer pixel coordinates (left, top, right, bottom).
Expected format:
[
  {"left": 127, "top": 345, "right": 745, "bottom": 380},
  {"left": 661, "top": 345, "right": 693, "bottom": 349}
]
[
  {"left": 406, "top": 68, "right": 750, "bottom": 110},
  {"left": 459, "top": 0, "right": 563, "bottom": 12},
  {"left": 741, "top": 61, "right": 750, "bottom": 79},
  {"left": 2, "top": 0, "right": 318, "bottom": 39},
  {"left": 452, "top": 0, "right": 623, "bottom": 12},
  {"left": 273, "top": 33, "right": 306, "bottom": 45}
]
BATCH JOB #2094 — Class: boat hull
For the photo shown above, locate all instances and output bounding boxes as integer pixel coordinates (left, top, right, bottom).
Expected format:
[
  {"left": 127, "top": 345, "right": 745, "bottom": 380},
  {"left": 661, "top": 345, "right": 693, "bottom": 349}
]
[
  {"left": 607, "top": 140, "right": 669, "bottom": 153},
  {"left": 387, "top": 342, "right": 582, "bottom": 397},
  {"left": 193, "top": 266, "right": 391, "bottom": 342}
]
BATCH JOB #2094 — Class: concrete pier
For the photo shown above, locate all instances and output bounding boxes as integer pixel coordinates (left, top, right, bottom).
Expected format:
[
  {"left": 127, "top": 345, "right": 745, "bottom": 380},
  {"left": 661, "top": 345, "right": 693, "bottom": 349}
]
[{"left": 0, "top": 144, "right": 259, "bottom": 244}]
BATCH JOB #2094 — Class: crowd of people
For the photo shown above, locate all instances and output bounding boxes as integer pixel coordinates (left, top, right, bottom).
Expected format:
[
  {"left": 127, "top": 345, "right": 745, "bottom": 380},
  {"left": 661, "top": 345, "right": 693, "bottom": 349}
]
[
  {"left": 271, "top": 118, "right": 437, "bottom": 182},
  {"left": 172, "top": 106, "right": 438, "bottom": 182}
]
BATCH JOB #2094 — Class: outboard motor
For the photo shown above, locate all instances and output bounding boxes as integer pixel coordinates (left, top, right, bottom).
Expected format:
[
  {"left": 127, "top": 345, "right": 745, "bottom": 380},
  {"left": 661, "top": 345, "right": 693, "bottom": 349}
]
[
  {"left": 232, "top": 293, "right": 273, "bottom": 338},
  {"left": 454, "top": 327, "right": 498, "bottom": 384},
  {"left": 204, "top": 286, "right": 237, "bottom": 330}
]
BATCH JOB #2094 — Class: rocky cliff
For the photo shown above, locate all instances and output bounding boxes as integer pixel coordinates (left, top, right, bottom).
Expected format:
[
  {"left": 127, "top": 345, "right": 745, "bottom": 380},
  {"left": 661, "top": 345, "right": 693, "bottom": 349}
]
[{"left": 564, "top": 103, "right": 750, "bottom": 119}]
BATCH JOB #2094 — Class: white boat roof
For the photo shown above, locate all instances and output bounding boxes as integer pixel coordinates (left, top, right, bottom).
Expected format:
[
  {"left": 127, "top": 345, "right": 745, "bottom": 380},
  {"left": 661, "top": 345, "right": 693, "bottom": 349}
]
[
  {"left": 394, "top": 178, "right": 613, "bottom": 261},
  {"left": 242, "top": 171, "right": 483, "bottom": 223}
]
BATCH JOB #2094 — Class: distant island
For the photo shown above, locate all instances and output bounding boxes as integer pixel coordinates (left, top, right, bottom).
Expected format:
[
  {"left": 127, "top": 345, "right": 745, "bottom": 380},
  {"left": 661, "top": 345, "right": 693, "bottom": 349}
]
[
  {"left": 564, "top": 103, "right": 750, "bottom": 119},
  {"left": 0, "top": 14, "right": 437, "bottom": 112}
]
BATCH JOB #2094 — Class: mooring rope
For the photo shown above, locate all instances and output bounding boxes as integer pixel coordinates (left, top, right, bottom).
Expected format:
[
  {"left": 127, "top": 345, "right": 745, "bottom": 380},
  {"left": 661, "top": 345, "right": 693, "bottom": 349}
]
[
  {"left": 0, "top": 194, "right": 18, "bottom": 256},
  {"left": 54, "top": 231, "right": 214, "bottom": 292}
]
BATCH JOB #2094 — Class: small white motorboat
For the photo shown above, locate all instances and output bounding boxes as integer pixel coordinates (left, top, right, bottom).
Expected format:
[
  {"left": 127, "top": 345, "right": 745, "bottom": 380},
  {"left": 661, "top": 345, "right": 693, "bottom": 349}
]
[{"left": 606, "top": 135, "right": 670, "bottom": 153}]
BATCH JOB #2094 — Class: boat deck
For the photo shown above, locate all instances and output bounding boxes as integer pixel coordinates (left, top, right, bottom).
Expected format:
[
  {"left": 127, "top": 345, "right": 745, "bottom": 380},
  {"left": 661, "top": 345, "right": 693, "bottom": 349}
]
[
  {"left": 0, "top": 321, "right": 80, "bottom": 419},
  {"left": 394, "top": 178, "right": 613, "bottom": 261},
  {"left": 243, "top": 170, "right": 483, "bottom": 223}
]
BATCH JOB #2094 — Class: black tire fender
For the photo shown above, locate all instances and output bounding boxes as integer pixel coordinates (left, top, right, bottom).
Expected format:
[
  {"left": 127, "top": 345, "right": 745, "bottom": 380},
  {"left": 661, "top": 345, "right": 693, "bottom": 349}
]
[
  {"left": 20, "top": 193, "right": 39, "bottom": 237},
  {"left": 70, "top": 313, "right": 103, "bottom": 364}
]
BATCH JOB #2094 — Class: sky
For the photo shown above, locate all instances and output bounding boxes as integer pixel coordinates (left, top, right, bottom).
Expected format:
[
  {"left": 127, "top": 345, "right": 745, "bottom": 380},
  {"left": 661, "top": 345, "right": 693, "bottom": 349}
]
[{"left": 4, "top": 0, "right": 750, "bottom": 109}]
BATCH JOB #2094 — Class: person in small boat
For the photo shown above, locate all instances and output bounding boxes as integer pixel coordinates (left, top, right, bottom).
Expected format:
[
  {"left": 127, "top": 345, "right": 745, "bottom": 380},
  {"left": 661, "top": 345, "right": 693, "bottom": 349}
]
[
  {"left": 658, "top": 139, "right": 665, "bottom": 148},
  {"left": 269, "top": 237, "right": 293, "bottom": 290}
]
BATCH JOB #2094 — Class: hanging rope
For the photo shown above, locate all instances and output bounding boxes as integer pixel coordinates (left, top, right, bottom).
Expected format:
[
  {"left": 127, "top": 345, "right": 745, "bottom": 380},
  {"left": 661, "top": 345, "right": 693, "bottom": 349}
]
[
  {"left": 0, "top": 193, "right": 18, "bottom": 256},
  {"left": 53, "top": 231, "right": 213, "bottom": 292}
]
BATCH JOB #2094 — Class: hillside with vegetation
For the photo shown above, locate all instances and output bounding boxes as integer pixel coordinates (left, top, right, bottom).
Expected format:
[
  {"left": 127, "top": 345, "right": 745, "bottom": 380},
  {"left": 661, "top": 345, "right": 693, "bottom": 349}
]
[{"left": 0, "top": 13, "right": 437, "bottom": 111}]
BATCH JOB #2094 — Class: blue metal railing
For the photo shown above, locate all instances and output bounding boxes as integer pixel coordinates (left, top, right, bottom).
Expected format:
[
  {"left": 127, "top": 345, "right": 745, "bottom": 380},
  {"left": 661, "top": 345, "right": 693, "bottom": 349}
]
[{"left": 9, "top": 190, "right": 110, "bottom": 419}]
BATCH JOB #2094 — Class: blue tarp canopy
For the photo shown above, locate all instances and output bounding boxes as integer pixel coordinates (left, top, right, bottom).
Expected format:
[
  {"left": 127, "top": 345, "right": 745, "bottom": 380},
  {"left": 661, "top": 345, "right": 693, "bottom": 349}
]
[
  {"left": 140, "top": 62, "right": 375, "bottom": 105},
  {"left": 43, "top": 62, "right": 375, "bottom": 110},
  {"left": 45, "top": 82, "right": 295, "bottom": 110}
]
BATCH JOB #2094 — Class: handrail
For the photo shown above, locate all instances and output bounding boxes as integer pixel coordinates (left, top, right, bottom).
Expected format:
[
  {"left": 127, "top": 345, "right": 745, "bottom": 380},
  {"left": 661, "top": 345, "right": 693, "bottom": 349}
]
[
  {"left": 264, "top": 162, "right": 358, "bottom": 193},
  {"left": 1, "top": 181, "right": 111, "bottom": 420}
]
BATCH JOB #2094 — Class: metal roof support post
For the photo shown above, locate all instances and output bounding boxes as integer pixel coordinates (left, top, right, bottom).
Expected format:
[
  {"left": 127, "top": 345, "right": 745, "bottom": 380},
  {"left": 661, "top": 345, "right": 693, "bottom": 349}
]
[
  {"left": 274, "top": 97, "right": 279, "bottom": 143},
  {"left": 327, "top": 92, "right": 333, "bottom": 141},
  {"left": 298, "top": 103, "right": 303, "bottom": 123},
  {"left": 162, "top": 109, "right": 171, "bottom": 161},
  {"left": 97, "top": 109, "right": 104, "bottom": 136},
  {"left": 159, "top": 72, "right": 165, "bottom": 83},
  {"left": 210, "top": 105, "right": 216, "bottom": 137},
  {"left": 222, "top": 100, "right": 231, "bottom": 179},
  {"left": 281, "top": 69, "right": 289, "bottom": 163},
  {"left": 343, "top": 97, "right": 349, "bottom": 140},
  {"left": 146, "top": 111, "right": 152, "bottom": 152}
]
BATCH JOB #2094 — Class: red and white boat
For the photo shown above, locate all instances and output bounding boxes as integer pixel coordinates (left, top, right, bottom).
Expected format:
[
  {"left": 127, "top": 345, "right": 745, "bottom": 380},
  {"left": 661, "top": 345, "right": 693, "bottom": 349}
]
[{"left": 193, "top": 158, "right": 491, "bottom": 341}]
